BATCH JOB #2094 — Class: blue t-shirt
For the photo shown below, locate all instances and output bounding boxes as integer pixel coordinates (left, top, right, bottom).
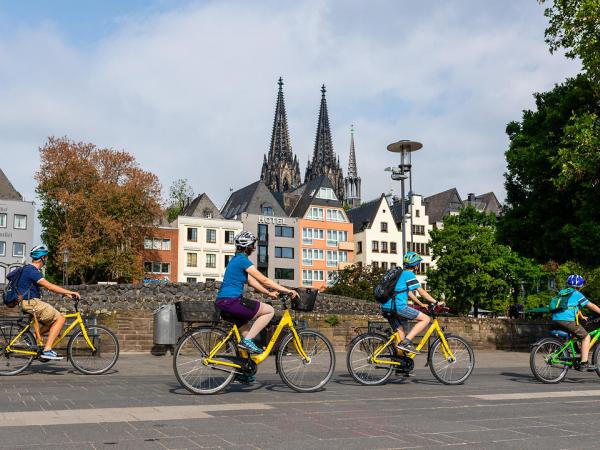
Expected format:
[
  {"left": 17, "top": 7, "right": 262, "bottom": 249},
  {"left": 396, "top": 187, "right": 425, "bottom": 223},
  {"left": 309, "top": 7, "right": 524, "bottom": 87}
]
[
  {"left": 216, "top": 253, "right": 253, "bottom": 299},
  {"left": 552, "top": 290, "right": 589, "bottom": 322},
  {"left": 381, "top": 270, "right": 421, "bottom": 311},
  {"left": 7, "top": 264, "right": 43, "bottom": 300}
]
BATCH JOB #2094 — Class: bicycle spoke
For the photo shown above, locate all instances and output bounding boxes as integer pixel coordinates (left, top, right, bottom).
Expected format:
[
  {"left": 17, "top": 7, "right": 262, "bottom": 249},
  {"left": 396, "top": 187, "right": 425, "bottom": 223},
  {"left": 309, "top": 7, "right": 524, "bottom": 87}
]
[{"left": 347, "top": 334, "right": 394, "bottom": 386}]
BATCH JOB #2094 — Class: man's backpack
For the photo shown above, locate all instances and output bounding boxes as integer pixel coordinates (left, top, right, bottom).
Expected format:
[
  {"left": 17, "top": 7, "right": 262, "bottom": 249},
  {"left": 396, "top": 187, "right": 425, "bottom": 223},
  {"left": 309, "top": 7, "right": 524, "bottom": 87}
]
[
  {"left": 373, "top": 267, "right": 404, "bottom": 304},
  {"left": 3, "top": 266, "right": 26, "bottom": 308},
  {"left": 549, "top": 288, "right": 575, "bottom": 313}
]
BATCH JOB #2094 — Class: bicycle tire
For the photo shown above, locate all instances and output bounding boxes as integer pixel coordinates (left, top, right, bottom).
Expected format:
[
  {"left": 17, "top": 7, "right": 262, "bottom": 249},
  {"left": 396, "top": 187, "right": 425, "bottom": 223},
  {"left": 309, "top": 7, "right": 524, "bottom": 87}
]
[
  {"left": 429, "top": 335, "right": 475, "bottom": 385},
  {"left": 530, "top": 337, "right": 569, "bottom": 384},
  {"left": 346, "top": 333, "right": 394, "bottom": 386},
  {"left": 276, "top": 329, "right": 335, "bottom": 393},
  {"left": 173, "top": 327, "right": 238, "bottom": 395},
  {"left": 591, "top": 343, "right": 600, "bottom": 379},
  {"left": 68, "top": 325, "right": 120, "bottom": 375},
  {"left": 0, "top": 325, "right": 36, "bottom": 376}
]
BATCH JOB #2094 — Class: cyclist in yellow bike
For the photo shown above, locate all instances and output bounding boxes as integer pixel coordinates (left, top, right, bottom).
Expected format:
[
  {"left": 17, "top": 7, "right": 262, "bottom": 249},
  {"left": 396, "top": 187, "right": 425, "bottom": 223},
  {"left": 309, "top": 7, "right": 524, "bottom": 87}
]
[
  {"left": 215, "top": 231, "right": 299, "bottom": 355},
  {"left": 381, "top": 251, "right": 443, "bottom": 354}
]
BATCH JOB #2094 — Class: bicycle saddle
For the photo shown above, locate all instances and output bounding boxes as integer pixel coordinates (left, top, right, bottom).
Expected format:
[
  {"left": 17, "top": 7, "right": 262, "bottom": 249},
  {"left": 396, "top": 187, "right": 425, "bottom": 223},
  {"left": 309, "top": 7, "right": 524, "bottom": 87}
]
[{"left": 549, "top": 329, "right": 570, "bottom": 339}]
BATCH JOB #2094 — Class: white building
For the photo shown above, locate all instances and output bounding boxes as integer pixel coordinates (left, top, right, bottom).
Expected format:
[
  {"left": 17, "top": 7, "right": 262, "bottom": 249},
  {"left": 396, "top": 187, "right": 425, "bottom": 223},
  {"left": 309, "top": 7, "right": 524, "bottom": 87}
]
[
  {"left": 0, "top": 169, "right": 35, "bottom": 284},
  {"left": 174, "top": 194, "right": 242, "bottom": 283}
]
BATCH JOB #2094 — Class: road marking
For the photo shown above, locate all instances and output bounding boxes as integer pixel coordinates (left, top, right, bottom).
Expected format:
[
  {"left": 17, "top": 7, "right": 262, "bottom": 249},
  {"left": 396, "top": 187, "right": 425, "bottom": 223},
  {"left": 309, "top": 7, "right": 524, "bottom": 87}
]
[
  {"left": 0, "top": 403, "right": 273, "bottom": 427},
  {"left": 472, "top": 390, "right": 600, "bottom": 401}
]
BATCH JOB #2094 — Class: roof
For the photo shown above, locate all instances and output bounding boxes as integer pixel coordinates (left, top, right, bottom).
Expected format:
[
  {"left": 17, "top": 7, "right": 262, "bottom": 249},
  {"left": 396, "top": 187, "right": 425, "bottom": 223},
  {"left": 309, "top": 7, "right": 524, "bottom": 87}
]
[
  {"left": 182, "top": 193, "right": 224, "bottom": 219},
  {"left": 423, "top": 188, "right": 464, "bottom": 225},
  {"left": 464, "top": 192, "right": 502, "bottom": 216},
  {"left": 287, "top": 175, "right": 342, "bottom": 218},
  {"left": 346, "top": 195, "right": 385, "bottom": 234},
  {"left": 0, "top": 168, "right": 23, "bottom": 201},
  {"left": 221, "top": 180, "right": 287, "bottom": 219}
]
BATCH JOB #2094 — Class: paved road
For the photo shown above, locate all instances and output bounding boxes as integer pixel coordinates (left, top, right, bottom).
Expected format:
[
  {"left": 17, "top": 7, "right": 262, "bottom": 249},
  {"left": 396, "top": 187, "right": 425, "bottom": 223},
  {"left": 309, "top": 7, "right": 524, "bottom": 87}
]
[{"left": 2, "top": 351, "right": 600, "bottom": 449}]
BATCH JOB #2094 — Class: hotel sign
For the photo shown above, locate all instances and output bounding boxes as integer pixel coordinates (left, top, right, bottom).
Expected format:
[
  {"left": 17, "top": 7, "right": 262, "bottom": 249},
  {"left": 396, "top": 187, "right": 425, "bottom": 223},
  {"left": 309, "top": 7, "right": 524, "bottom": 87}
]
[{"left": 258, "top": 216, "right": 286, "bottom": 225}]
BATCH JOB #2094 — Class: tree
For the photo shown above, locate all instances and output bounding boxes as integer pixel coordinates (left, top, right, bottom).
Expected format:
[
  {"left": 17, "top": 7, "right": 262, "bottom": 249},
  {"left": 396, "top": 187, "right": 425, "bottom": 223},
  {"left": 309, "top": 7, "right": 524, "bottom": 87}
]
[
  {"left": 36, "top": 137, "right": 163, "bottom": 283},
  {"left": 427, "top": 206, "right": 544, "bottom": 316},
  {"left": 326, "top": 263, "right": 386, "bottom": 301},
  {"left": 166, "top": 178, "right": 194, "bottom": 222},
  {"left": 498, "top": 75, "right": 600, "bottom": 266},
  {"left": 541, "top": 0, "right": 600, "bottom": 88}
]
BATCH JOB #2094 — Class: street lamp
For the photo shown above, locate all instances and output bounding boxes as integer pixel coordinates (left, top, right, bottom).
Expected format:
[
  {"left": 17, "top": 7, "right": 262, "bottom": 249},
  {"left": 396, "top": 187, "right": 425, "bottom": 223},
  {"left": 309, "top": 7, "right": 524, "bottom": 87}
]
[
  {"left": 386, "top": 140, "right": 423, "bottom": 255},
  {"left": 63, "top": 249, "right": 70, "bottom": 286}
]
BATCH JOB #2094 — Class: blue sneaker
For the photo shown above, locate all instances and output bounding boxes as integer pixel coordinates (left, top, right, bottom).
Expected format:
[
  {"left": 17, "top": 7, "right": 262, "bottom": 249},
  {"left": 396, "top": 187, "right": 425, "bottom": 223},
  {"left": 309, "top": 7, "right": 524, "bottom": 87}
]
[
  {"left": 234, "top": 374, "right": 256, "bottom": 384},
  {"left": 40, "top": 350, "right": 63, "bottom": 361},
  {"left": 238, "top": 338, "right": 263, "bottom": 354}
]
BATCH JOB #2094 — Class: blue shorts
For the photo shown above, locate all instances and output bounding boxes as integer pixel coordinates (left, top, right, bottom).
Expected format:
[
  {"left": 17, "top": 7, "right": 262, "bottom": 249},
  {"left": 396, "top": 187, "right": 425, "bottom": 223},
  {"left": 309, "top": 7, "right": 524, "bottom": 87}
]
[{"left": 381, "top": 306, "right": 420, "bottom": 331}]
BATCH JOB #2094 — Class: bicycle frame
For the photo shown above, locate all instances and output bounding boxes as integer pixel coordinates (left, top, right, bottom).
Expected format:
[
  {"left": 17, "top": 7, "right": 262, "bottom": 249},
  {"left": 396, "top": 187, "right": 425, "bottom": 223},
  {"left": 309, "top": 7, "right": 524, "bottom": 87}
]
[
  {"left": 204, "top": 308, "right": 310, "bottom": 371},
  {"left": 547, "top": 327, "right": 600, "bottom": 366},
  {"left": 371, "top": 318, "right": 455, "bottom": 366},
  {"left": 5, "top": 311, "right": 96, "bottom": 356}
]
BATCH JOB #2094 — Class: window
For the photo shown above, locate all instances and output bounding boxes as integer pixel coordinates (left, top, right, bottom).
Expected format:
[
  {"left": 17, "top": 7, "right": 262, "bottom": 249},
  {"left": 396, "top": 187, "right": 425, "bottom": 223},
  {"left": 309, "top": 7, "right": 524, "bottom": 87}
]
[
  {"left": 275, "top": 247, "right": 294, "bottom": 259},
  {"left": 382, "top": 262, "right": 388, "bottom": 270},
  {"left": 224, "top": 254, "right": 233, "bottom": 267},
  {"left": 326, "top": 250, "right": 338, "bottom": 267},
  {"left": 326, "top": 209, "right": 345, "bottom": 222},
  {"left": 381, "top": 241, "right": 388, "bottom": 253},
  {"left": 412, "top": 225, "right": 425, "bottom": 235},
  {"left": 206, "top": 254, "right": 216, "bottom": 268},
  {"left": 144, "top": 262, "right": 170, "bottom": 274},
  {"left": 391, "top": 262, "right": 397, "bottom": 269},
  {"left": 258, "top": 267, "right": 268, "bottom": 277},
  {"left": 258, "top": 245, "right": 268, "bottom": 265},
  {"left": 187, "top": 277, "right": 197, "bottom": 283},
  {"left": 162, "top": 239, "right": 171, "bottom": 250},
  {"left": 307, "top": 207, "right": 324, "bottom": 220},
  {"left": 316, "top": 187, "right": 337, "bottom": 200},
  {"left": 12, "top": 242, "right": 25, "bottom": 257},
  {"left": 415, "top": 210, "right": 420, "bottom": 217},
  {"left": 326, "top": 230, "right": 348, "bottom": 246},
  {"left": 203, "top": 208, "right": 213, "bottom": 219},
  {"left": 302, "top": 269, "right": 324, "bottom": 285},
  {"left": 275, "top": 226, "right": 294, "bottom": 238},
  {"left": 390, "top": 242, "right": 397, "bottom": 254},
  {"left": 206, "top": 229, "right": 217, "bottom": 243},
  {"left": 357, "top": 241, "right": 362, "bottom": 254},
  {"left": 381, "top": 222, "right": 388, "bottom": 232},
  {"left": 14, "top": 214, "right": 27, "bottom": 229},
  {"left": 187, "top": 252, "right": 198, "bottom": 267},
  {"left": 339, "top": 251, "right": 348, "bottom": 262},
  {"left": 258, "top": 224, "right": 268, "bottom": 241},
  {"left": 372, "top": 241, "right": 379, "bottom": 252},
  {"left": 302, "top": 248, "right": 323, "bottom": 265},
  {"left": 372, "top": 261, "right": 379, "bottom": 269},
  {"left": 144, "top": 238, "right": 170, "bottom": 250},
  {"left": 327, "top": 271, "right": 337, "bottom": 287},
  {"left": 206, "top": 278, "right": 216, "bottom": 282},
  {"left": 144, "top": 262, "right": 152, "bottom": 272},
  {"left": 0, "top": 241, "right": 4, "bottom": 256},
  {"left": 261, "top": 204, "right": 274, "bottom": 216},
  {"left": 225, "top": 230, "right": 235, "bottom": 244},
  {"left": 275, "top": 268, "right": 294, "bottom": 280},
  {"left": 0, "top": 213, "right": 6, "bottom": 228},
  {"left": 187, "top": 227, "right": 198, "bottom": 242},
  {"left": 302, "top": 227, "right": 324, "bottom": 244}
]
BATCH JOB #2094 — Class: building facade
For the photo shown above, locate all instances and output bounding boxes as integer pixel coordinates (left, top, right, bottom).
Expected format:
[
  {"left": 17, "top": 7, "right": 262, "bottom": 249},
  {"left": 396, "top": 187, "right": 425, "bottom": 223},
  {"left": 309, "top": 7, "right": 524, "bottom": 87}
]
[
  {"left": 0, "top": 169, "right": 35, "bottom": 284},
  {"left": 142, "top": 222, "right": 179, "bottom": 282}
]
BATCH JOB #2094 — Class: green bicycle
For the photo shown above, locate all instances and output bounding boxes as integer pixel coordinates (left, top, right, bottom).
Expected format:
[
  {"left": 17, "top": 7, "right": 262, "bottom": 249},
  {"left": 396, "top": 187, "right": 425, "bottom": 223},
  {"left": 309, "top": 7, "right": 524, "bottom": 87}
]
[{"left": 530, "top": 319, "right": 600, "bottom": 383}]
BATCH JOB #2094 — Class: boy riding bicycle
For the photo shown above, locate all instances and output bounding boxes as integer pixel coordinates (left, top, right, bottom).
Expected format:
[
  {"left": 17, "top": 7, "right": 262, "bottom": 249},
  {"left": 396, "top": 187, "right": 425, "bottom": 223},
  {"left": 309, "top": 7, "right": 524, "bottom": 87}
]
[
  {"left": 381, "top": 252, "right": 443, "bottom": 354},
  {"left": 552, "top": 274, "right": 600, "bottom": 371}
]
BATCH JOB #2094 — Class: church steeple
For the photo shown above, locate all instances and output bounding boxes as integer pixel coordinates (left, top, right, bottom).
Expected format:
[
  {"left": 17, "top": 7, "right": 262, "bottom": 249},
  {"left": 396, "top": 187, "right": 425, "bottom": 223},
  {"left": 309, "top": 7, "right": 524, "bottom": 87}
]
[
  {"left": 305, "top": 84, "right": 345, "bottom": 201},
  {"left": 344, "top": 125, "right": 361, "bottom": 208},
  {"left": 260, "top": 77, "right": 301, "bottom": 192}
]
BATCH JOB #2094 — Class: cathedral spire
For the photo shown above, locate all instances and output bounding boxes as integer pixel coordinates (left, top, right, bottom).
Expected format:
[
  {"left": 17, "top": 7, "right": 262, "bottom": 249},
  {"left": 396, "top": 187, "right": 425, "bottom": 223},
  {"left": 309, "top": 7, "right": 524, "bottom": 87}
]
[
  {"left": 344, "top": 124, "right": 361, "bottom": 208},
  {"left": 347, "top": 125, "right": 358, "bottom": 178},
  {"left": 261, "top": 77, "right": 301, "bottom": 192}
]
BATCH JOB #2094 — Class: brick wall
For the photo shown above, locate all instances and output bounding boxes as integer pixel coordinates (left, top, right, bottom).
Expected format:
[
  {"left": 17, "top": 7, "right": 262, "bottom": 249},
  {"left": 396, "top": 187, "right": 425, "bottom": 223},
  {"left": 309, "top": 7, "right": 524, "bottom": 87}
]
[{"left": 0, "top": 282, "right": 552, "bottom": 352}]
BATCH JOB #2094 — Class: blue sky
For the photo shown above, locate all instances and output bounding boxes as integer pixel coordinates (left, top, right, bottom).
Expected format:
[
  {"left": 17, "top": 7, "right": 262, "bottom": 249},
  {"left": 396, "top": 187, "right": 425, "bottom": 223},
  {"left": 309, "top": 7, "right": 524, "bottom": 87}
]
[{"left": 0, "top": 0, "right": 581, "bottom": 240}]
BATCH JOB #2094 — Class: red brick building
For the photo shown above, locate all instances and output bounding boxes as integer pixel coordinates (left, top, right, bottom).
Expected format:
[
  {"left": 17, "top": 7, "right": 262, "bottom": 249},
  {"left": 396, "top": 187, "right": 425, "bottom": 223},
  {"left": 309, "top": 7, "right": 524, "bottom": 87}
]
[{"left": 142, "top": 223, "right": 178, "bottom": 282}]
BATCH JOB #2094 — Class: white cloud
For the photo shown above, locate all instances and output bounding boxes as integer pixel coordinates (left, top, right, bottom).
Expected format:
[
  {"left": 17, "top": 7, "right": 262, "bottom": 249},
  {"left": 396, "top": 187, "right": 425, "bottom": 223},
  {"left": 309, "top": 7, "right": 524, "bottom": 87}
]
[{"left": 0, "top": 0, "right": 581, "bottom": 224}]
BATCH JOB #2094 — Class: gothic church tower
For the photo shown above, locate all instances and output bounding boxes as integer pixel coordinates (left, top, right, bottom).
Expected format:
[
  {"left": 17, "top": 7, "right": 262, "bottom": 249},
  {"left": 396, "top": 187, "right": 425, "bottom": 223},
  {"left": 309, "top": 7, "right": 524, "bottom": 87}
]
[
  {"left": 344, "top": 125, "right": 361, "bottom": 208},
  {"left": 260, "top": 78, "right": 302, "bottom": 193}
]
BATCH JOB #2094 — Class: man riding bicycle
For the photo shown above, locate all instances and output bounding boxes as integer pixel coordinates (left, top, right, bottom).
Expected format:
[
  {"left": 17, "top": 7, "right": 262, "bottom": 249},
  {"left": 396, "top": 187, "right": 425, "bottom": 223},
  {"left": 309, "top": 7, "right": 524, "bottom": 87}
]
[
  {"left": 6, "top": 245, "right": 80, "bottom": 360},
  {"left": 381, "top": 251, "right": 443, "bottom": 354}
]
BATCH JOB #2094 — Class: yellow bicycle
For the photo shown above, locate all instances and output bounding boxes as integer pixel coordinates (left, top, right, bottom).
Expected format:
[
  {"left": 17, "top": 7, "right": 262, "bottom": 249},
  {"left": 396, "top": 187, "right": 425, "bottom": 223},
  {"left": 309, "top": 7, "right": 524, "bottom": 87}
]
[
  {"left": 347, "top": 305, "right": 475, "bottom": 385},
  {"left": 173, "top": 293, "right": 336, "bottom": 394},
  {"left": 0, "top": 298, "right": 119, "bottom": 375}
]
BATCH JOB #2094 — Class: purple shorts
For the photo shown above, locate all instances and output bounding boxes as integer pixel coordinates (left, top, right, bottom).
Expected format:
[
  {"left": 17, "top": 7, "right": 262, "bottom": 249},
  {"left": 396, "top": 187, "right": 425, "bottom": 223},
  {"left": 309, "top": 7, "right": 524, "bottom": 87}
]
[{"left": 215, "top": 297, "right": 260, "bottom": 327}]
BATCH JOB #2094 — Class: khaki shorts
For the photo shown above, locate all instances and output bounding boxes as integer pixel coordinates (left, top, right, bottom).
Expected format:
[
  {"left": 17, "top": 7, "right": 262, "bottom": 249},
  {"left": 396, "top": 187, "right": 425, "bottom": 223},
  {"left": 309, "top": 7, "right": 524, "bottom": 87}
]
[
  {"left": 21, "top": 299, "right": 62, "bottom": 325},
  {"left": 553, "top": 320, "right": 588, "bottom": 340}
]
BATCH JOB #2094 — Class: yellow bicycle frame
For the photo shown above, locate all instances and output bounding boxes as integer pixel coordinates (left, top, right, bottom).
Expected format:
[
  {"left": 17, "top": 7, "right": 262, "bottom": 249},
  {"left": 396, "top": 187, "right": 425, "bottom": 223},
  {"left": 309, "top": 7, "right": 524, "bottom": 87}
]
[
  {"left": 5, "top": 311, "right": 96, "bottom": 356},
  {"left": 371, "top": 318, "right": 455, "bottom": 366},
  {"left": 203, "top": 308, "right": 310, "bottom": 371}
]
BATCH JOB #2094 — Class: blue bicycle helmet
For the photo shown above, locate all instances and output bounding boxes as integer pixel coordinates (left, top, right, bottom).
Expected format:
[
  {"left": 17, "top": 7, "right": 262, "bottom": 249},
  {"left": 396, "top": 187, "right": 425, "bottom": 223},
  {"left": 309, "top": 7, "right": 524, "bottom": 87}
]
[
  {"left": 403, "top": 251, "right": 423, "bottom": 268},
  {"left": 30, "top": 244, "right": 49, "bottom": 260},
  {"left": 567, "top": 274, "right": 585, "bottom": 288}
]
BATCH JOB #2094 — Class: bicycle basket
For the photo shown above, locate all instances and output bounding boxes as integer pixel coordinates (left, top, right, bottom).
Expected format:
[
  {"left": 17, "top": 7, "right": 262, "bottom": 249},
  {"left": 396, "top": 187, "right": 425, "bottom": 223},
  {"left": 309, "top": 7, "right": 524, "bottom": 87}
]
[
  {"left": 175, "top": 301, "right": 220, "bottom": 323},
  {"left": 291, "top": 289, "right": 318, "bottom": 312}
]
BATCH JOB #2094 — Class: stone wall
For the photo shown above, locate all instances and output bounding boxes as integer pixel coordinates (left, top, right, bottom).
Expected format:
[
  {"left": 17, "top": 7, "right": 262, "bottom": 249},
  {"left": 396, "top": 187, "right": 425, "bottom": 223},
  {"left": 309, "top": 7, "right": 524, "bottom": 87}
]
[{"left": 0, "top": 282, "right": 552, "bottom": 352}]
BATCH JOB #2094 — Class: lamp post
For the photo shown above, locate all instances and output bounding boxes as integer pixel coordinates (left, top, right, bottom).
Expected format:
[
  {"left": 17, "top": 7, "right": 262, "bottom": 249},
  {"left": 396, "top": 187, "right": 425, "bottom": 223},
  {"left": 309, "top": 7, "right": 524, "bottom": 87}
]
[
  {"left": 386, "top": 140, "right": 423, "bottom": 255},
  {"left": 63, "top": 249, "right": 70, "bottom": 286}
]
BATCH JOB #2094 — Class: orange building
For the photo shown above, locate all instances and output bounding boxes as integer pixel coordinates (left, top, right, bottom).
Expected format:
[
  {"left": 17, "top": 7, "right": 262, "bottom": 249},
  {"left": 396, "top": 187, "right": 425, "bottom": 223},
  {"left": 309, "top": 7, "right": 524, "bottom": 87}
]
[
  {"left": 141, "top": 221, "right": 179, "bottom": 282},
  {"left": 286, "top": 176, "right": 353, "bottom": 289}
]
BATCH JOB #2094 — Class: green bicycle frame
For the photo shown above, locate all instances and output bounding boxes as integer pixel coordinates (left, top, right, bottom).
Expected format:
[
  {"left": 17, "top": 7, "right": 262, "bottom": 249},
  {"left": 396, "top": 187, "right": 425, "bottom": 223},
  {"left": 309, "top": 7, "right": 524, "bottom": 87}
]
[{"left": 547, "top": 327, "right": 600, "bottom": 367}]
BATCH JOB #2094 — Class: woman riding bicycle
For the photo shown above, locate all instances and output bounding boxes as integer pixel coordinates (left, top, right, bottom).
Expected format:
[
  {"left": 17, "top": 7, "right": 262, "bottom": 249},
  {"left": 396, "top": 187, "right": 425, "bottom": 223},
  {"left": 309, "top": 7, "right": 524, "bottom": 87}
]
[{"left": 215, "top": 231, "right": 299, "bottom": 354}]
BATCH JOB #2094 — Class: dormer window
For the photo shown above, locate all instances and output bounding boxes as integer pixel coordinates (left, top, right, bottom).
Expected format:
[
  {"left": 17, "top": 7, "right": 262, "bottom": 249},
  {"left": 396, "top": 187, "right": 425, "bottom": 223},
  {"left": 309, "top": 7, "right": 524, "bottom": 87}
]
[
  {"left": 261, "top": 204, "right": 274, "bottom": 216},
  {"left": 316, "top": 187, "right": 337, "bottom": 200},
  {"left": 203, "top": 208, "right": 213, "bottom": 219}
]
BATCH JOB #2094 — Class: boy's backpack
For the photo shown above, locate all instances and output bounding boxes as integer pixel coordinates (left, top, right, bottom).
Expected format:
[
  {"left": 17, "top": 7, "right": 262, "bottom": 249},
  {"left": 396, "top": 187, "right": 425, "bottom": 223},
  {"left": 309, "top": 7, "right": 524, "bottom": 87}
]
[
  {"left": 549, "top": 288, "right": 576, "bottom": 313},
  {"left": 374, "top": 267, "right": 405, "bottom": 304},
  {"left": 3, "top": 266, "right": 27, "bottom": 308}
]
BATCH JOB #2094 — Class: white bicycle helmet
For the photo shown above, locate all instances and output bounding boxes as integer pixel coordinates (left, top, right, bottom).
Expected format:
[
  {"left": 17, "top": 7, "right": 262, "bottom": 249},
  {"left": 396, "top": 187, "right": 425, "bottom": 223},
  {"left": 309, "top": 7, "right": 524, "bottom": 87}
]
[{"left": 234, "top": 231, "right": 257, "bottom": 249}]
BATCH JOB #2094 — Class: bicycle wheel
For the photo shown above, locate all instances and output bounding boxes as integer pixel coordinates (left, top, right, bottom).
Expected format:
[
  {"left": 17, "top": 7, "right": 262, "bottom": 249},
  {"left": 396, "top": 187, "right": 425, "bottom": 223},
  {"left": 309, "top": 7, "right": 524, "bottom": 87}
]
[
  {"left": 68, "top": 325, "right": 120, "bottom": 375},
  {"left": 173, "top": 327, "right": 238, "bottom": 395},
  {"left": 429, "top": 335, "right": 475, "bottom": 385},
  {"left": 276, "top": 329, "right": 335, "bottom": 393},
  {"left": 530, "top": 338, "right": 568, "bottom": 384},
  {"left": 347, "top": 333, "right": 394, "bottom": 386},
  {"left": 0, "top": 325, "right": 36, "bottom": 376}
]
